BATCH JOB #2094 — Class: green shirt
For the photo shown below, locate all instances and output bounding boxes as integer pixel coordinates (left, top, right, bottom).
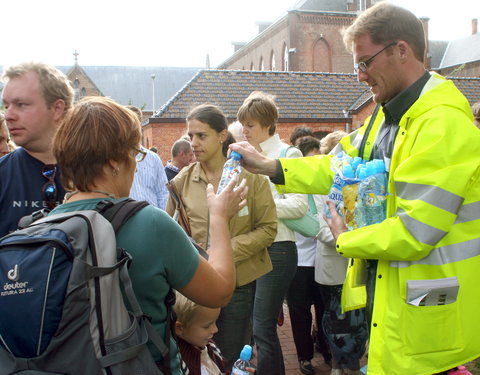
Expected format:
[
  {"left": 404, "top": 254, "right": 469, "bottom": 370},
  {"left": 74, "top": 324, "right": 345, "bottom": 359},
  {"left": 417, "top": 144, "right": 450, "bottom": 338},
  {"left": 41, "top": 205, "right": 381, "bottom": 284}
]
[{"left": 51, "top": 198, "right": 200, "bottom": 373}]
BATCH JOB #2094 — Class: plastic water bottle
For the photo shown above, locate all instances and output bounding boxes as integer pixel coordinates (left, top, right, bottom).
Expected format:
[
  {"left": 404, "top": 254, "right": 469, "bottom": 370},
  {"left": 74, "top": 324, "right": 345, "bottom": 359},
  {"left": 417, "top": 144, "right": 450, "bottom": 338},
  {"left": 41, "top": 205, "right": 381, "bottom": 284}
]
[
  {"left": 358, "top": 159, "right": 387, "bottom": 226},
  {"left": 232, "top": 345, "right": 254, "bottom": 375},
  {"left": 217, "top": 151, "right": 242, "bottom": 193},
  {"left": 323, "top": 171, "right": 345, "bottom": 219}
]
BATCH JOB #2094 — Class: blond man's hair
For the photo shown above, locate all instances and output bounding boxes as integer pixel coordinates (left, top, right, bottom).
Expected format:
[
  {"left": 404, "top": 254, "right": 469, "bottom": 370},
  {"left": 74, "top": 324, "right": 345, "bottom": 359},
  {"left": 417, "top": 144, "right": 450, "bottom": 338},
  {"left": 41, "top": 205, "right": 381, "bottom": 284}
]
[
  {"left": 3, "top": 62, "right": 74, "bottom": 113},
  {"left": 342, "top": 2, "right": 426, "bottom": 62}
]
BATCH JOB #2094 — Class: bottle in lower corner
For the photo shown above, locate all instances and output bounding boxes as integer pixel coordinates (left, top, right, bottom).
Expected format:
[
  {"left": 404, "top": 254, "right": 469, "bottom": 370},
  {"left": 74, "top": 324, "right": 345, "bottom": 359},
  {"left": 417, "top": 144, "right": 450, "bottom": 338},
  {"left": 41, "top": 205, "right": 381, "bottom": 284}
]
[{"left": 232, "top": 344, "right": 255, "bottom": 375}]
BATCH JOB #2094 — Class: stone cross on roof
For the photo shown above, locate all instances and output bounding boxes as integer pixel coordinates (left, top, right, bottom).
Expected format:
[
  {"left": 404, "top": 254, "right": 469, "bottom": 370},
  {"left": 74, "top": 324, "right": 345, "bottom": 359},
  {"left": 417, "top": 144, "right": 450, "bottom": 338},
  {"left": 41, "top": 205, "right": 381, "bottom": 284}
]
[{"left": 73, "top": 50, "right": 79, "bottom": 66}]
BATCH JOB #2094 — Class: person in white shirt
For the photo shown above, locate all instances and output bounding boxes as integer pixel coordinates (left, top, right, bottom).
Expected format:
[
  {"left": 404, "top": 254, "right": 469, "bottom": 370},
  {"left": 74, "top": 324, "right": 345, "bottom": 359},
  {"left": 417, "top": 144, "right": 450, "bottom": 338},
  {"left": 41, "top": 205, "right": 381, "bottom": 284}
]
[
  {"left": 238, "top": 91, "right": 308, "bottom": 375},
  {"left": 126, "top": 106, "right": 169, "bottom": 209}
]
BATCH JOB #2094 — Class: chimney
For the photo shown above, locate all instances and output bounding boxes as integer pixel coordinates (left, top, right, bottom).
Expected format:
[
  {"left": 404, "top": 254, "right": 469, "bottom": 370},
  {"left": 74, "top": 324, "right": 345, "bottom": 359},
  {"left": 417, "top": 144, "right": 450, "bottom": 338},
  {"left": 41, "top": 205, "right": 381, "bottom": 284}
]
[{"left": 472, "top": 18, "right": 478, "bottom": 35}]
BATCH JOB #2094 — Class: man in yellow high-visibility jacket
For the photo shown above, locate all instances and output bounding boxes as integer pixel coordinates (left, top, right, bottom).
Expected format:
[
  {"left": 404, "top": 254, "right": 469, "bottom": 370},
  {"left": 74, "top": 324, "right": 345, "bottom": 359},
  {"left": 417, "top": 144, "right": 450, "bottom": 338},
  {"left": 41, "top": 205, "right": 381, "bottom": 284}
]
[{"left": 230, "top": 3, "right": 480, "bottom": 375}]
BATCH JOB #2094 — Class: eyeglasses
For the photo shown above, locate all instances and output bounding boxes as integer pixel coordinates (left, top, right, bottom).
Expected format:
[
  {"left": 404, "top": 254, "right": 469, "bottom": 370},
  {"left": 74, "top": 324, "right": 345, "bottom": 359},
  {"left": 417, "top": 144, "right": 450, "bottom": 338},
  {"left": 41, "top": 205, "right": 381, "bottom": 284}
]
[
  {"left": 42, "top": 164, "right": 57, "bottom": 209},
  {"left": 354, "top": 41, "right": 398, "bottom": 74},
  {"left": 135, "top": 148, "right": 147, "bottom": 162}
]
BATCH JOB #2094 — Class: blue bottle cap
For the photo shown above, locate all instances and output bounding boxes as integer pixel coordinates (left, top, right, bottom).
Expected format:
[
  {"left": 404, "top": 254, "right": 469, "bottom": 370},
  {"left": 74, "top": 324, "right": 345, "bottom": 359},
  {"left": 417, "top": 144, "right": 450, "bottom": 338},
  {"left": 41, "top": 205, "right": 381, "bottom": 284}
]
[
  {"left": 342, "top": 164, "right": 355, "bottom": 178},
  {"left": 230, "top": 151, "right": 241, "bottom": 160},
  {"left": 240, "top": 345, "right": 252, "bottom": 361}
]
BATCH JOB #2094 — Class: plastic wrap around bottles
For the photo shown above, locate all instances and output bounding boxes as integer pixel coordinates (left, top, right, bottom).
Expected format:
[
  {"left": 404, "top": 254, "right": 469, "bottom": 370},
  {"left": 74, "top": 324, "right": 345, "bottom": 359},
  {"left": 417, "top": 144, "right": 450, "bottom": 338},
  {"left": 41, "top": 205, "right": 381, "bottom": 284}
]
[{"left": 324, "top": 152, "right": 387, "bottom": 230}]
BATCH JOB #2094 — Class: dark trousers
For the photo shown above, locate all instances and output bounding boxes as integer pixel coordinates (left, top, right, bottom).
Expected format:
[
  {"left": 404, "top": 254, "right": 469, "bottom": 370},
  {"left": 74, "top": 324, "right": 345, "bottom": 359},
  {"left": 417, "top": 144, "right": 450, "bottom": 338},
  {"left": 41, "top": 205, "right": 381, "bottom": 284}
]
[
  {"left": 253, "top": 241, "right": 298, "bottom": 375},
  {"left": 213, "top": 281, "right": 256, "bottom": 370},
  {"left": 286, "top": 266, "right": 328, "bottom": 361}
]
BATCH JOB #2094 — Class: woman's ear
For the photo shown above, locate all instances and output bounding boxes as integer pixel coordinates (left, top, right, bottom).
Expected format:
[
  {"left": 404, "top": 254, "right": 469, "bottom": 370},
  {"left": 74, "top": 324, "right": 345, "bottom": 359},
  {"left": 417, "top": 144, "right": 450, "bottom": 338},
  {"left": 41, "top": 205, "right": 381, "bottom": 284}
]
[
  {"left": 219, "top": 129, "right": 229, "bottom": 143},
  {"left": 107, "top": 160, "right": 121, "bottom": 176}
]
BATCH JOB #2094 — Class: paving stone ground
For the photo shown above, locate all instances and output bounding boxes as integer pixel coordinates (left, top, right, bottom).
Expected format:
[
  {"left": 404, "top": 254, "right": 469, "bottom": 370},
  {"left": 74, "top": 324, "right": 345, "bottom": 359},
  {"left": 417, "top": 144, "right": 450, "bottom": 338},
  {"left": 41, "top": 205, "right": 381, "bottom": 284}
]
[
  {"left": 262, "top": 302, "right": 368, "bottom": 375},
  {"left": 278, "top": 303, "right": 337, "bottom": 375}
]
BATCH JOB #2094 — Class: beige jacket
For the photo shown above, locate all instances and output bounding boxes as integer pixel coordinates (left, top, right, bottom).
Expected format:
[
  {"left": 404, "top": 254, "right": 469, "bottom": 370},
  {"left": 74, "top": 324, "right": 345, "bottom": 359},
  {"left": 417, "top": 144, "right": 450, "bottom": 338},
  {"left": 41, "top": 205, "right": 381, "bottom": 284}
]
[{"left": 166, "top": 162, "right": 277, "bottom": 286}]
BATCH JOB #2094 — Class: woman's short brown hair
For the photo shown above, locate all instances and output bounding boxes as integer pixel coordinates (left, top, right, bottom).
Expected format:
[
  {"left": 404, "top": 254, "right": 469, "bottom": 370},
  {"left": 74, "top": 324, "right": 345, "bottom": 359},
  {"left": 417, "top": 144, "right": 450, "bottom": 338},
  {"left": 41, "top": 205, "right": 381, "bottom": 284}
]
[
  {"left": 53, "top": 96, "right": 141, "bottom": 191},
  {"left": 237, "top": 91, "right": 279, "bottom": 136}
]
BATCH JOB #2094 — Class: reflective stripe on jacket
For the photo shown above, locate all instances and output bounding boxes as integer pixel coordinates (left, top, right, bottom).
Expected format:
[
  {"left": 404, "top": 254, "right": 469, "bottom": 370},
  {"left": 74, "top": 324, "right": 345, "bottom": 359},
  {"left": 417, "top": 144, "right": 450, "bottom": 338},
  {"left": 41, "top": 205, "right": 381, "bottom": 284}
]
[{"left": 277, "top": 73, "right": 480, "bottom": 375}]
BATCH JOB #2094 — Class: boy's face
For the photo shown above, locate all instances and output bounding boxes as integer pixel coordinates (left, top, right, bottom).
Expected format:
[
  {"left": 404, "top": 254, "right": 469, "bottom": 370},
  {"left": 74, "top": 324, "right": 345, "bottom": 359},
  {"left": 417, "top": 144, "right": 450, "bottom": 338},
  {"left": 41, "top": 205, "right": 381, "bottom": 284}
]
[{"left": 176, "top": 306, "right": 220, "bottom": 349}]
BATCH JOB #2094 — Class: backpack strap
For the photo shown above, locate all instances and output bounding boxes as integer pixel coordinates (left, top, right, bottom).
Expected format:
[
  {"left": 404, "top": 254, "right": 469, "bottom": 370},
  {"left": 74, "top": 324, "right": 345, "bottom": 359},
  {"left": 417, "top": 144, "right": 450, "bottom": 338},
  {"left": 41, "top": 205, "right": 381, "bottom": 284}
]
[
  {"left": 95, "top": 198, "right": 174, "bottom": 374},
  {"left": 95, "top": 198, "right": 149, "bottom": 233},
  {"left": 279, "top": 144, "right": 298, "bottom": 159},
  {"left": 17, "top": 208, "right": 51, "bottom": 230}
]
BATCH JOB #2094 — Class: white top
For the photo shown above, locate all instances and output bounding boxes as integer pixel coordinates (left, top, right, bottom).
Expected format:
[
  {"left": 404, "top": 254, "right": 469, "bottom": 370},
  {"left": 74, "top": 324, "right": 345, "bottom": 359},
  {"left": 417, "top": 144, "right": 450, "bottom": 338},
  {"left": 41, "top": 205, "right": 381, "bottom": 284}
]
[
  {"left": 295, "top": 233, "right": 317, "bottom": 266},
  {"left": 200, "top": 346, "right": 222, "bottom": 375},
  {"left": 259, "top": 134, "right": 308, "bottom": 243},
  {"left": 314, "top": 195, "right": 348, "bottom": 285}
]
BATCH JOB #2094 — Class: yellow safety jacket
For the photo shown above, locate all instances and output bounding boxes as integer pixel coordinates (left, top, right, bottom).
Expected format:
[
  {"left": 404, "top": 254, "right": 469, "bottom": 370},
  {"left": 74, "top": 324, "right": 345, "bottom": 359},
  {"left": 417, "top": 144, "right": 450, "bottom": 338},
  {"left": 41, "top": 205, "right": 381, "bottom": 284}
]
[{"left": 276, "top": 73, "right": 480, "bottom": 375}]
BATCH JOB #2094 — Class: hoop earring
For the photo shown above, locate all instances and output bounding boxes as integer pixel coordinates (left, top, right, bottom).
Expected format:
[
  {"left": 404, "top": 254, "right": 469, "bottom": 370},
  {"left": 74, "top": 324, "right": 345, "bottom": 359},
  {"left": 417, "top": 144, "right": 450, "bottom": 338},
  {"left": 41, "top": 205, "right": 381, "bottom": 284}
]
[{"left": 112, "top": 167, "right": 120, "bottom": 176}]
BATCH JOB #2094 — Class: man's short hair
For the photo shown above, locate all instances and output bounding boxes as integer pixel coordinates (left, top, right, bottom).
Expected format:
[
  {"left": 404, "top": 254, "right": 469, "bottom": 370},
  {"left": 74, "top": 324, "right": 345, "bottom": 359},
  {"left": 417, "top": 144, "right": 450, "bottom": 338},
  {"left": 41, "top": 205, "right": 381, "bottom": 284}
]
[
  {"left": 3, "top": 62, "right": 74, "bottom": 113},
  {"left": 53, "top": 96, "right": 141, "bottom": 191},
  {"left": 171, "top": 138, "right": 192, "bottom": 158},
  {"left": 297, "top": 136, "right": 320, "bottom": 156},
  {"left": 342, "top": 2, "right": 426, "bottom": 62},
  {"left": 237, "top": 91, "right": 278, "bottom": 136},
  {"left": 290, "top": 126, "right": 314, "bottom": 145}
]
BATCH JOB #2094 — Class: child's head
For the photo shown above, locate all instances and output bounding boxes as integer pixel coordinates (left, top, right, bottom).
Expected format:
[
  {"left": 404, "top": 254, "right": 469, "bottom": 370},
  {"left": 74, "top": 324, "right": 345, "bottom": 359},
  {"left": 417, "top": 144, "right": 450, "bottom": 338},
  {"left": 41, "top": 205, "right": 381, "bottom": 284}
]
[{"left": 174, "top": 292, "right": 221, "bottom": 349}]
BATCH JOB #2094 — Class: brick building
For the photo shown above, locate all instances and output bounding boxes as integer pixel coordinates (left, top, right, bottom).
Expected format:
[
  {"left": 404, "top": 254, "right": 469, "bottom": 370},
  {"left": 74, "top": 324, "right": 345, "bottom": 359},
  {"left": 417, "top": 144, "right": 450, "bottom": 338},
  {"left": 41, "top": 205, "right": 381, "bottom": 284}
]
[{"left": 218, "top": 0, "right": 381, "bottom": 73}]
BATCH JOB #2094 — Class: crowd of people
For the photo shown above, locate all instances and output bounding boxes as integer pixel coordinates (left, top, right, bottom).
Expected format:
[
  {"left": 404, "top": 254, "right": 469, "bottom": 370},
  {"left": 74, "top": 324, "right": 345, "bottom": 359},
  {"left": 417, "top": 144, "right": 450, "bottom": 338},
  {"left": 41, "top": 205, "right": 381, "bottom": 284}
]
[{"left": 1, "top": 2, "right": 479, "bottom": 375}]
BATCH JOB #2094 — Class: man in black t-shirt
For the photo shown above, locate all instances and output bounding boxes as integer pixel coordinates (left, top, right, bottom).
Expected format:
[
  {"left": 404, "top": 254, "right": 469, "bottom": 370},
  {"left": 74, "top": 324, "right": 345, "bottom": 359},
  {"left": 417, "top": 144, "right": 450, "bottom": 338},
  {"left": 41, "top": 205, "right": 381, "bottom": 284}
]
[{"left": 0, "top": 62, "right": 73, "bottom": 236}]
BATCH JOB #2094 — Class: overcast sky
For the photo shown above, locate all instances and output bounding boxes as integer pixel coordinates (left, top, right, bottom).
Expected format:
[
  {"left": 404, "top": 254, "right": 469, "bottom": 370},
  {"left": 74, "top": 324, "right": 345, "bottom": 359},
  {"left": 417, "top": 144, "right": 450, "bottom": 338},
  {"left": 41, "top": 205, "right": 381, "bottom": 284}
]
[{"left": 1, "top": 0, "right": 478, "bottom": 68}]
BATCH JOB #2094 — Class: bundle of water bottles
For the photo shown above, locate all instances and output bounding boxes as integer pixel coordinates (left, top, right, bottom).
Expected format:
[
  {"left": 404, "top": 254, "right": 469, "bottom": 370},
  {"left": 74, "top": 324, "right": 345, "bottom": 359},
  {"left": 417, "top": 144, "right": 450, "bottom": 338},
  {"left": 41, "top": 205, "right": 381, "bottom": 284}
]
[{"left": 324, "top": 152, "right": 388, "bottom": 231}]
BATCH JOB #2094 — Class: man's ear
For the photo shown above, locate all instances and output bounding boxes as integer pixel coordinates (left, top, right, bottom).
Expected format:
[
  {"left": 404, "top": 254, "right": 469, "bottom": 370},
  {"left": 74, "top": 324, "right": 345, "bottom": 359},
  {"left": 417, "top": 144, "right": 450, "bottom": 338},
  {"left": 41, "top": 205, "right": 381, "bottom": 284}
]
[
  {"left": 51, "top": 99, "right": 66, "bottom": 123},
  {"left": 397, "top": 40, "right": 409, "bottom": 62}
]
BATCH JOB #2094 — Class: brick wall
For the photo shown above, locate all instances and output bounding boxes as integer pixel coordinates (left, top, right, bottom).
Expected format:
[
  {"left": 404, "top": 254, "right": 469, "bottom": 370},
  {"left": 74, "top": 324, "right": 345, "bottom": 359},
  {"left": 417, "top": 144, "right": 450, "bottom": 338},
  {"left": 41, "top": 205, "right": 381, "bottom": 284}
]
[
  {"left": 220, "top": 11, "right": 356, "bottom": 74},
  {"left": 67, "top": 66, "right": 101, "bottom": 98},
  {"left": 143, "top": 122, "right": 188, "bottom": 163}
]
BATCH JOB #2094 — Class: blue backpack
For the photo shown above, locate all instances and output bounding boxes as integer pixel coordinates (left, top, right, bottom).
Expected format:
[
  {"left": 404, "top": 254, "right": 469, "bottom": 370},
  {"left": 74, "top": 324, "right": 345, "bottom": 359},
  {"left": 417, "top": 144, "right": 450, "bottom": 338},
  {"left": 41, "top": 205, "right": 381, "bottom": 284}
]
[{"left": 0, "top": 198, "right": 173, "bottom": 375}]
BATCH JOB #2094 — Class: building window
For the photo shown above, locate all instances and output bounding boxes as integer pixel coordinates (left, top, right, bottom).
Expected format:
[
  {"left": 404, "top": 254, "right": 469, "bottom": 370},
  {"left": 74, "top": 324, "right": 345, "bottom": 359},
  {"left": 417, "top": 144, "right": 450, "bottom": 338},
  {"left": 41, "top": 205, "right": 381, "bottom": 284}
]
[
  {"left": 73, "top": 79, "right": 80, "bottom": 101},
  {"left": 250, "top": 62, "right": 254, "bottom": 70},
  {"left": 271, "top": 51, "right": 276, "bottom": 71},
  {"left": 81, "top": 88, "right": 87, "bottom": 97},
  {"left": 283, "top": 45, "right": 289, "bottom": 71},
  {"left": 260, "top": 57, "right": 265, "bottom": 71}
]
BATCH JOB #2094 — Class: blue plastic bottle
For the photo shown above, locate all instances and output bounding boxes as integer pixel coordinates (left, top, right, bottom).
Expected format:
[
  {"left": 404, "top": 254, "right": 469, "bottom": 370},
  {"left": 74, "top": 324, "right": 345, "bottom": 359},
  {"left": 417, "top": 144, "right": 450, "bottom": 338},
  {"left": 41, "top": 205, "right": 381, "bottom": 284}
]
[
  {"left": 217, "top": 151, "right": 242, "bottom": 193},
  {"left": 232, "top": 345, "right": 254, "bottom": 375}
]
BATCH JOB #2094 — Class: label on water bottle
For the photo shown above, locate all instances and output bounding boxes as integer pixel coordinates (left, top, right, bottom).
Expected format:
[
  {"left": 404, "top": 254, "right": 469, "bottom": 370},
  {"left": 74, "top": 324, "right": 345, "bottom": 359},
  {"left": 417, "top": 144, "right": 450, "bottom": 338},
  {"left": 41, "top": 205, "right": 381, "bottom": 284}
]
[{"left": 232, "top": 369, "right": 249, "bottom": 375}]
